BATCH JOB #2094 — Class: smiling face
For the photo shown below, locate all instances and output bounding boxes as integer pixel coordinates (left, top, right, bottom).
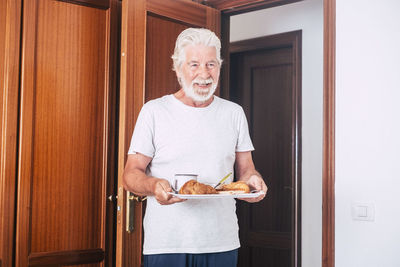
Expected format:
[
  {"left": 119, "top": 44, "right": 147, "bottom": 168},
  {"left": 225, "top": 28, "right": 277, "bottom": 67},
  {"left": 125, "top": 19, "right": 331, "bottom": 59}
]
[{"left": 176, "top": 44, "right": 220, "bottom": 103}]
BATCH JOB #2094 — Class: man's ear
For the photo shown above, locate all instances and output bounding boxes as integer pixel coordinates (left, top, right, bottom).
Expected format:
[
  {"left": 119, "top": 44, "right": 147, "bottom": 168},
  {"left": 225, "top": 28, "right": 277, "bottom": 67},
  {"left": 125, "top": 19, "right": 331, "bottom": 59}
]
[{"left": 175, "top": 71, "right": 182, "bottom": 86}]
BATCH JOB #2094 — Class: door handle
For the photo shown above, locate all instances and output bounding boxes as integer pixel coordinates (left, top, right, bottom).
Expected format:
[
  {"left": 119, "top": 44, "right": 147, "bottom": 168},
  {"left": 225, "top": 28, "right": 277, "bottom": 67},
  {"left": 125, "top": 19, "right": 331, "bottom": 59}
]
[
  {"left": 126, "top": 192, "right": 147, "bottom": 233},
  {"left": 128, "top": 194, "right": 147, "bottom": 202},
  {"left": 126, "top": 191, "right": 135, "bottom": 233}
]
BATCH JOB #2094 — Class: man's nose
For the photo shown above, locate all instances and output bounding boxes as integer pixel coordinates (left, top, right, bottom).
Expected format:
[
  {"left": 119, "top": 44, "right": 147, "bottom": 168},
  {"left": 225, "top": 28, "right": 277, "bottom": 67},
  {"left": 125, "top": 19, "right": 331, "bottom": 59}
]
[{"left": 197, "top": 64, "right": 210, "bottom": 78}]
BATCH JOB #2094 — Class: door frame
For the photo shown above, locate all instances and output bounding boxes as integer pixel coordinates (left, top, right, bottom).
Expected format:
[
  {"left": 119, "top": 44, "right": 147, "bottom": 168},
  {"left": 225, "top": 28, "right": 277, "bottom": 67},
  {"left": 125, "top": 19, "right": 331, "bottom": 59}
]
[
  {"left": 118, "top": 0, "right": 335, "bottom": 266},
  {"left": 220, "top": 1, "right": 335, "bottom": 267},
  {"left": 321, "top": 1, "right": 335, "bottom": 267}
]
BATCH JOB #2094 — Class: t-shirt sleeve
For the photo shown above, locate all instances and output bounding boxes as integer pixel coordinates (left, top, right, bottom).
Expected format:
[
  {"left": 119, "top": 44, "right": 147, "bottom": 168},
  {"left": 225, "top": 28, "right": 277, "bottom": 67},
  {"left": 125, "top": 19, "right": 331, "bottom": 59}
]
[
  {"left": 236, "top": 107, "right": 255, "bottom": 152},
  {"left": 127, "top": 105, "right": 155, "bottom": 158}
]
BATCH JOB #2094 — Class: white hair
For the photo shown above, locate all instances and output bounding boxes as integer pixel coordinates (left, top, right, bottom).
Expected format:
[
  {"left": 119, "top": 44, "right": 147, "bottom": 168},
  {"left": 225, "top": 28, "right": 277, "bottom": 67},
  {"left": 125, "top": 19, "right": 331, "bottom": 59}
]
[{"left": 171, "top": 28, "right": 222, "bottom": 72}]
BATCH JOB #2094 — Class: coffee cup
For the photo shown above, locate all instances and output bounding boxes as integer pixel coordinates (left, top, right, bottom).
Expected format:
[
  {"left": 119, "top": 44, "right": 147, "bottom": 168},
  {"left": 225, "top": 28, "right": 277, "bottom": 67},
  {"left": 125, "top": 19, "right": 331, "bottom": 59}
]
[{"left": 172, "top": 174, "right": 198, "bottom": 193}]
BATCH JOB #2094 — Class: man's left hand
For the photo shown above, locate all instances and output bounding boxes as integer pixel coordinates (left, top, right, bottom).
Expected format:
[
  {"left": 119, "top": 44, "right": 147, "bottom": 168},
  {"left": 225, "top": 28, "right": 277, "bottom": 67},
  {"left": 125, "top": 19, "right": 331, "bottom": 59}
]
[{"left": 239, "top": 174, "right": 267, "bottom": 203}]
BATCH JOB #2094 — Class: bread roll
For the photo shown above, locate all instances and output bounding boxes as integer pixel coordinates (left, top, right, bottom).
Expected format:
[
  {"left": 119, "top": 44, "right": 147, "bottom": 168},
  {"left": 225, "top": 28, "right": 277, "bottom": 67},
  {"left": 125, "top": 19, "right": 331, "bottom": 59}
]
[
  {"left": 217, "top": 181, "right": 250, "bottom": 193},
  {"left": 179, "top": 180, "right": 218, "bottom": 194}
]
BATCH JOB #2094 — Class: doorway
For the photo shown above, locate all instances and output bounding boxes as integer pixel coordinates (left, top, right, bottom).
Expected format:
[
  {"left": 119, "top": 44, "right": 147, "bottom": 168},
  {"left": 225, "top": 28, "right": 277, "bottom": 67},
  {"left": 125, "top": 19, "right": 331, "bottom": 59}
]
[{"left": 229, "top": 31, "right": 302, "bottom": 267}]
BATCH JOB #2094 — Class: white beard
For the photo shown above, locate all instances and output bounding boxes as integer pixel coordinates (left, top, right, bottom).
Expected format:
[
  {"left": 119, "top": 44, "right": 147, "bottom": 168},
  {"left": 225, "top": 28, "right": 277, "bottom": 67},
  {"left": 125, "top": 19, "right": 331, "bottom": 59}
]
[{"left": 181, "top": 77, "right": 218, "bottom": 103}]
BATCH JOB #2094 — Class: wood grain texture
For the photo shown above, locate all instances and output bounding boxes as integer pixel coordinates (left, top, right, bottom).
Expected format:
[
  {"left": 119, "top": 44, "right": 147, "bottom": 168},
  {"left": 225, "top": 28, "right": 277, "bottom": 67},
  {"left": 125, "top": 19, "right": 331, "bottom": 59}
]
[
  {"left": 0, "top": 0, "right": 22, "bottom": 266},
  {"left": 197, "top": 0, "right": 303, "bottom": 15},
  {"left": 219, "top": 14, "right": 230, "bottom": 99},
  {"left": 57, "top": 0, "right": 110, "bottom": 9},
  {"left": 148, "top": 0, "right": 207, "bottom": 27},
  {"left": 206, "top": 6, "right": 222, "bottom": 96},
  {"left": 322, "top": 0, "right": 335, "bottom": 267},
  {"left": 30, "top": 0, "right": 105, "bottom": 252},
  {"left": 16, "top": 0, "right": 117, "bottom": 265},
  {"left": 145, "top": 14, "right": 188, "bottom": 101},
  {"left": 28, "top": 249, "right": 104, "bottom": 266},
  {"left": 15, "top": 0, "right": 37, "bottom": 264},
  {"left": 117, "top": 0, "right": 146, "bottom": 266},
  {"left": 206, "top": 6, "right": 221, "bottom": 36}
]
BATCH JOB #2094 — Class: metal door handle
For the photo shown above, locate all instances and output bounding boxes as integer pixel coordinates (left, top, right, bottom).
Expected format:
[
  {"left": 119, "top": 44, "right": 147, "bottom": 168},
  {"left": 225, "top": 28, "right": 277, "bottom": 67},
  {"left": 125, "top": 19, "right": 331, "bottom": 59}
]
[
  {"left": 126, "top": 192, "right": 147, "bottom": 233},
  {"left": 126, "top": 191, "right": 135, "bottom": 233},
  {"left": 128, "top": 194, "right": 147, "bottom": 202}
]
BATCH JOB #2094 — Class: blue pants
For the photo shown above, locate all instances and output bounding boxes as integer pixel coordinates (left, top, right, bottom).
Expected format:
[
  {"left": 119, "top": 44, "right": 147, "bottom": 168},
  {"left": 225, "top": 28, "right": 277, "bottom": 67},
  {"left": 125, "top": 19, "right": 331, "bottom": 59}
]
[{"left": 144, "top": 249, "right": 238, "bottom": 267}]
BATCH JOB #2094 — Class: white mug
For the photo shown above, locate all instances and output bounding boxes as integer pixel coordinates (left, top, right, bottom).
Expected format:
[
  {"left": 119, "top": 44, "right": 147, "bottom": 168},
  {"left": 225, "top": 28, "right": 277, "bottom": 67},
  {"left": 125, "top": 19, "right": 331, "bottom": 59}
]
[{"left": 172, "top": 174, "right": 198, "bottom": 192}]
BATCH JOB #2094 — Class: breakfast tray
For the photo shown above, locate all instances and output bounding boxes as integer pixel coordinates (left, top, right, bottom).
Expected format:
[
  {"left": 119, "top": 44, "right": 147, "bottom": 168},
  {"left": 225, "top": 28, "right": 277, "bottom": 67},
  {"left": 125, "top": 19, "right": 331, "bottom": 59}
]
[{"left": 168, "top": 191, "right": 265, "bottom": 199}]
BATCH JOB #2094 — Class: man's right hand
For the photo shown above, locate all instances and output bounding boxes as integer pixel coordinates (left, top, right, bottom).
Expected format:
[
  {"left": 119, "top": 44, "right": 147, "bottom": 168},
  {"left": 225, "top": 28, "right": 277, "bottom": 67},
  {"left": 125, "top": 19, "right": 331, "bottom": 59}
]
[
  {"left": 123, "top": 154, "right": 185, "bottom": 205},
  {"left": 153, "top": 179, "right": 186, "bottom": 205}
]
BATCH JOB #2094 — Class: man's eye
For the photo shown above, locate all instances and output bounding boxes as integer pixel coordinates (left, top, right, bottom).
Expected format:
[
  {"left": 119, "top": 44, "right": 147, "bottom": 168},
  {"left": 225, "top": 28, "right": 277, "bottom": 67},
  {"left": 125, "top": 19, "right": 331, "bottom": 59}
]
[
  {"left": 207, "top": 62, "right": 216, "bottom": 68},
  {"left": 190, "top": 63, "right": 199, "bottom": 68}
]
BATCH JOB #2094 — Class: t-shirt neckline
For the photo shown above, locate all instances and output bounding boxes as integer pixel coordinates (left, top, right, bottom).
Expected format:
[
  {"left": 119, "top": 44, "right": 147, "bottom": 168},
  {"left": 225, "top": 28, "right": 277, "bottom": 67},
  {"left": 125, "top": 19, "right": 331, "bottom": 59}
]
[{"left": 168, "top": 94, "right": 218, "bottom": 111}]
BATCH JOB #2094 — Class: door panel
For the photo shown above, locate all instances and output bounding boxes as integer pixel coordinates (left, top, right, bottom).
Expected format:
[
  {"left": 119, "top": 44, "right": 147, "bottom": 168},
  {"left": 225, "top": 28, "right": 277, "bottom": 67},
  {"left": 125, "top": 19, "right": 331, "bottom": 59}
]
[
  {"left": 230, "top": 31, "right": 301, "bottom": 267},
  {"left": 118, "top": 0, "right": 220, "bottom": 266},
  {"left": 16, "top": 0, "right": 118, "bottom": 266},
  {"left": 0, "top": 1, "right": 22, "bottom": 266},
  {"left": 145, "top": 14, "right": 187, "bottom": 101}
]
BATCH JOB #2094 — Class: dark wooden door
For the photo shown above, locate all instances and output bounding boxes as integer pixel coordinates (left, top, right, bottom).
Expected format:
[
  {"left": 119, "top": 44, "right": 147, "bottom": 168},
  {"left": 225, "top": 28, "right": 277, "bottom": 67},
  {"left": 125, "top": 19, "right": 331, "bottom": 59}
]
[
  {"left": 15, "top": 0, "right": 119, "bottom": 266},
  {"left": 117, "top": 0, "right": 220, "bottom": 266},
  {"left": 229, "top": 31, "right": 302, "bottom": 267}
]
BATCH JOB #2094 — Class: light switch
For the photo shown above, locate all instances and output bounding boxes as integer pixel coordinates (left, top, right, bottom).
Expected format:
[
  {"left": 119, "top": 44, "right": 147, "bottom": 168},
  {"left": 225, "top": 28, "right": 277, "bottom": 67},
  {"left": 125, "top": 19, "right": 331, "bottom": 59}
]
[{"left": 352, "top": 202, "right": 375, "bottom": 221}]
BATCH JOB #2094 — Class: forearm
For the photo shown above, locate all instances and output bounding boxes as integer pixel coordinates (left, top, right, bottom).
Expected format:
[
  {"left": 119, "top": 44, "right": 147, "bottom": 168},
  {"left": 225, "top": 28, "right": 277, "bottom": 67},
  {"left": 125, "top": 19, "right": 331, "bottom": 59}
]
[
  {"left": 122, "top": 153, "right": 182, "bottom": 205},
  {"left": 234, "top": 151, "right": 267, "bottom": 203},
  {"left": 235, "top": 154, "right": 262, "bottom": 181},
  {"left": 122, "top": 168, "right": 160, "bottom": 197}
]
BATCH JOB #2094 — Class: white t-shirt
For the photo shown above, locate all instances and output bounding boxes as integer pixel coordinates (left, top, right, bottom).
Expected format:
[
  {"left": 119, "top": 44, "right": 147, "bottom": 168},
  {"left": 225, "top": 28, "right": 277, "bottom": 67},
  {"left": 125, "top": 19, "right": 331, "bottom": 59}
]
[{"left": 128, "top": 94, "right": 254, "bottom": 255}]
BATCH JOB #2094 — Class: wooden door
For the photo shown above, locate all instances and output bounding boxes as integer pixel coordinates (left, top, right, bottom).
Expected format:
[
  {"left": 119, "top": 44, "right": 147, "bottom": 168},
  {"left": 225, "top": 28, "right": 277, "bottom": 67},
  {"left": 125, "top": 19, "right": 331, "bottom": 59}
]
[
  {"left": 15, "top": 0, "right": 119, "bottom": 266},
  {"left": 117, "top": 0, "right": 220, "bottom": 266},
  {"left": 229, "top": 31, "right": 302, "bottom": 267},
  {"left": 0, "top": 1, "right": 22, "bottom": 266}
]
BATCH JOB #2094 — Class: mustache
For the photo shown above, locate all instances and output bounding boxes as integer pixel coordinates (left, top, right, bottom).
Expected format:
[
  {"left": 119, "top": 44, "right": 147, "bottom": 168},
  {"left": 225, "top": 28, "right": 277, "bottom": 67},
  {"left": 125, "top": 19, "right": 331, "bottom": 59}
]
[{"left": 192, "top": 78, "right": 214, "bottom": 85}]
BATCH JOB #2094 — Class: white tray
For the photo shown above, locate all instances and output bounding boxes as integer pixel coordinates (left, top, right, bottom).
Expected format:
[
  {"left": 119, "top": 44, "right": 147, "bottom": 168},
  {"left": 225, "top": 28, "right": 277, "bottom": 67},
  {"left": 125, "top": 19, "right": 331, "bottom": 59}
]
[{"left": 168, "top": 191, "right": 265, "bottom": 199}]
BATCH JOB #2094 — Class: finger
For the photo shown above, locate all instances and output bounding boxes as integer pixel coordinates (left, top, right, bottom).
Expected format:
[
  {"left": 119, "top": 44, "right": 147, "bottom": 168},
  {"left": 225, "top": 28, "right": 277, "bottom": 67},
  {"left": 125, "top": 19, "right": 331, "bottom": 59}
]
[
  {"left": 238, "top": 197, "right": 257, "bottom": 203},
  {"left": 238, "top": 197, "right": 258, "bottom": 202},
  {"left": 159, "top": 196, "right": 186, "bottom": 205},
  {"left": 167, "top": 197, "right": 186, "bottom": 204},
  {"left": 238, "top": 191, "right": 266, "bottom": 202}
]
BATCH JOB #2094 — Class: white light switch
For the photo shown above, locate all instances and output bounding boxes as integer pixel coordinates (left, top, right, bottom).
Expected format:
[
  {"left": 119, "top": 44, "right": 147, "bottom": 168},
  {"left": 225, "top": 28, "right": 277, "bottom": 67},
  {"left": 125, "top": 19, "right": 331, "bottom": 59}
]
[
  {"left": 356, "top": 206, "right": 368, "bottom": 217},
  {"left": 352, "top": 202, "right": 375, "bottom": 221}
]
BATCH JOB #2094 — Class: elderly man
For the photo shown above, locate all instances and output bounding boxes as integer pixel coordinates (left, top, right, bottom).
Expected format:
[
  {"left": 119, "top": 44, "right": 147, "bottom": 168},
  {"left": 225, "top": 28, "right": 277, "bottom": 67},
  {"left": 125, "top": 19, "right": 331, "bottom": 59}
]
[{"left": 123, "top": 28, "right": 267, "bottom": 267}]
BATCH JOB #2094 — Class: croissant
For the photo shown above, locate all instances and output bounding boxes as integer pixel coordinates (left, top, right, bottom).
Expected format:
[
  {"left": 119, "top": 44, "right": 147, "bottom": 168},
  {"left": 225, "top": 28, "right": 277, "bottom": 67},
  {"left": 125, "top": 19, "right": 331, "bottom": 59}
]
[
  {"left": 179, "top": 180, "right": 218, "bottom": 194},
  {"left": 217, "top": 181, "right": 250, "bottom": 193}
]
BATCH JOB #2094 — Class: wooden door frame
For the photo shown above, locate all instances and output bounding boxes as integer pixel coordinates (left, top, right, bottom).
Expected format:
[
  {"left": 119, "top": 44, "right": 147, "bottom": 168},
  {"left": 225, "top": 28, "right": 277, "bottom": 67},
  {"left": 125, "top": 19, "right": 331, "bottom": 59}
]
[
  {"left": 220, "top": 1, "right": 335, "bottom": 267},
  {"left": 322, "top": 1, "right": 335, "bottom": 267},
  {"left": 118, "top": 0, "right": 335, "bottom": 266}
]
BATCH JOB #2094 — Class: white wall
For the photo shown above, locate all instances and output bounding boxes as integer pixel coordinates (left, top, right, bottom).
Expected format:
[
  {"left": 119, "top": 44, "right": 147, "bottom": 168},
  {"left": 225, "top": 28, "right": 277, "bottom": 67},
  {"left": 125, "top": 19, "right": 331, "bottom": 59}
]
[
  {"left": 230, "top": 1, "right": 323, "bottom": 266},
  {"left": 336, "top": 1, "right": 400, "bottom": 266}
]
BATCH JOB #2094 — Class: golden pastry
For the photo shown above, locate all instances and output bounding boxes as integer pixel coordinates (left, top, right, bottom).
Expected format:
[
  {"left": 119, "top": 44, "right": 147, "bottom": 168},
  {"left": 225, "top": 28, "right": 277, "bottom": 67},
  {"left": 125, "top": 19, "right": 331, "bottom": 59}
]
[{"left": 179, "top": 180, "right": 218, "bottom": 194}]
